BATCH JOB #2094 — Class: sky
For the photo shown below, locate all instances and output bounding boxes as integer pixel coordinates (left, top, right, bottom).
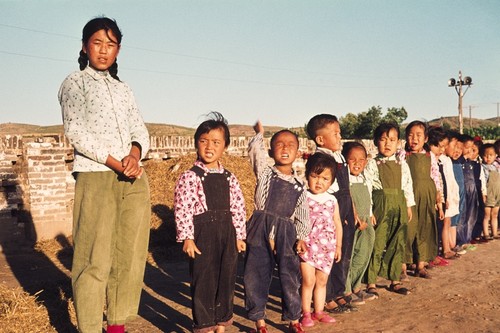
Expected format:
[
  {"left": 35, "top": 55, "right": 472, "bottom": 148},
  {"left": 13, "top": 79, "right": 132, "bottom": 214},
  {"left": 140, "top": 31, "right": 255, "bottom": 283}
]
[{"left": 1, "top": 0, "right": 499, "bottom": 129}]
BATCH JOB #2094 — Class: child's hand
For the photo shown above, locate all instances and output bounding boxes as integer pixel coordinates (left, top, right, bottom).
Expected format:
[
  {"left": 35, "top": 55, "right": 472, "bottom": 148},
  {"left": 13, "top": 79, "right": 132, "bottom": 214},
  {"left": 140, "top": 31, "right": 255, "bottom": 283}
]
[
  {"left": 357, "top": 220, "right": 368, "bottom": 231},
  {"left": 407, "top": 207, "right": 413, "bottom": 223},
  {"left": 436, "top": 204, "right": 444, "bottom": 220},
  {"left": 237, "top": 240, "right": 246, "bottom": 253},
  {"left": 183, "top": 239, "right": 201, "bottom": 259},
  {"left": 370, "top": 215, "right": 377, "bottom": 226},
  {"left": 295, "top": 240, "right": 308, "bottom": 255},
  {"left": 253, "top": 121, "right": 264, "bottom": 134},
  {"left": 334, "top": 246, "right": 342, "bottom": 263},
  {"left": 354, "top": 212, "right": 361, "bottom": 227}
]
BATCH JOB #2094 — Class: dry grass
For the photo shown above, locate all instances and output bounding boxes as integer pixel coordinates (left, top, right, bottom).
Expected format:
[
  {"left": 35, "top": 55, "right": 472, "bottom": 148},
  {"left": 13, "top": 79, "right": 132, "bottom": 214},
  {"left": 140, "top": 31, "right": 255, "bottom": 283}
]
[{"left": 0, "top": 284, "right": 56, "bottom": 333}]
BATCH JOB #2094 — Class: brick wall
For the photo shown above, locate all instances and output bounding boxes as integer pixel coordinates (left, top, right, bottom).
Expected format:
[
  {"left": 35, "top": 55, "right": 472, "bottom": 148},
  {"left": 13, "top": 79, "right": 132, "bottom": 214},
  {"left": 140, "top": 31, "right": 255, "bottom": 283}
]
[{"left": 23, "top": 142, "right": 74, "bottom": 241}]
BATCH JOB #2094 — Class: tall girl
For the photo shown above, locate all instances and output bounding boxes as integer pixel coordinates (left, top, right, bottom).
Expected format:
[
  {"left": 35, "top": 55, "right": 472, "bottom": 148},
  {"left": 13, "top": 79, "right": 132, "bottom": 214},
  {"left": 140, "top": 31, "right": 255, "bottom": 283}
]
[
  {"left": 365, "top": 122, "right": 415, "bottom": 296},
  {"left": 299, "top": 153, "right": 342, "bottom": 328},
  {"left": 244, "top": 121, "right": 309, "bottom": 333},
  {"left": 404, "top": 121, "right": 443, "bottom": 278},
  {"left": 174, "top": 112, "right": 246, "bottom": 333},
  {"left": 59, "top": 17, "right": 151, "bottom": 333}
]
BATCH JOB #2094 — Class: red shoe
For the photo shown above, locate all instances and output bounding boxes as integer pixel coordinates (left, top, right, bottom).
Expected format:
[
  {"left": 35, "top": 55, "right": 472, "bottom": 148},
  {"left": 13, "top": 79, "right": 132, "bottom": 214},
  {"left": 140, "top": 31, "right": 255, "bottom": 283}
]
[
  {"left": 107, "top": 325, "right": 125, "bottom": 333},
  {"left": 250, "top": 326, "right": 268, "bottom": 333},
  {"left": 434, "top": 256, "right": 449, "bottom": 266},
  {"left": 312, "top": 311, "right": 336, "bottom": 323},
  {"left": 289, "top": 322, "right": 306, "bottom": 333}
]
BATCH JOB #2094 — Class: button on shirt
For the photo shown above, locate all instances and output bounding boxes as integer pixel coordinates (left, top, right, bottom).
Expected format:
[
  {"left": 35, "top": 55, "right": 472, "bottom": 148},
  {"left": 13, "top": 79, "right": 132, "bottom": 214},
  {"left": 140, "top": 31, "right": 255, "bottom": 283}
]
[{"left": 58, "top": 66, "right": 150, "bottom": 172}]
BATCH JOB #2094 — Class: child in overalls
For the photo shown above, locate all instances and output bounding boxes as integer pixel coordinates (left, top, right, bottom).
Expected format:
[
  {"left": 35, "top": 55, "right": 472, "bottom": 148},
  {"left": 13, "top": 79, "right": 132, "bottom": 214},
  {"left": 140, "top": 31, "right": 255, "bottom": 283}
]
[
  {"left": 404, "top": 121, "right": 443, "bottom": 279},
  {"left": 306, "top": 114, "right": 358, "bottom": 313},
  {"left": 244, "top": 121, "right": 309, "bottom": 333},
  {"left": 342, "top": 142, "right": 377, "bottom": 304},
  {"left": 459, "top": 135, "right": 479, "bottom": 247},
  {"left": 365, "top": 123, "right": 415, "bottom": 296},
  {"left": 174, "top": 112, "right": 246, "bottom": 333}
]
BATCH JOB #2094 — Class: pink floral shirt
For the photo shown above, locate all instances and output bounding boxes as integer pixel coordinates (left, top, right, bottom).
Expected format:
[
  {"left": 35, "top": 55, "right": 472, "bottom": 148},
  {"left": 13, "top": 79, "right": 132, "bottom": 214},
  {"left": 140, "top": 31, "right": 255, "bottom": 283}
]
[{"left": 174, "top": 160, "right": 246, "bottom": 242}]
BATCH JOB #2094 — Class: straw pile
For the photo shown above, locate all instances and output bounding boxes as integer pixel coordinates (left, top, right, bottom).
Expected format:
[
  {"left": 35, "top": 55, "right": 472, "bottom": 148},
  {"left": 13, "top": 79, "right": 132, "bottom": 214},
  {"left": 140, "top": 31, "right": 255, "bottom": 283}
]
[{"left": 0, "top": 284, "right": 56, "bottom": 333}]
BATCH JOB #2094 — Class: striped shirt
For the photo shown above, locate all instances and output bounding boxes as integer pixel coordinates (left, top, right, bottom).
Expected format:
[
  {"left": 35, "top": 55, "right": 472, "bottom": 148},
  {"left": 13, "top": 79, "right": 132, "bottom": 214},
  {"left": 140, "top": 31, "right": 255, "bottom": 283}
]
[{"left": 248, "top": 133, "right": 310, "bottom": 240}]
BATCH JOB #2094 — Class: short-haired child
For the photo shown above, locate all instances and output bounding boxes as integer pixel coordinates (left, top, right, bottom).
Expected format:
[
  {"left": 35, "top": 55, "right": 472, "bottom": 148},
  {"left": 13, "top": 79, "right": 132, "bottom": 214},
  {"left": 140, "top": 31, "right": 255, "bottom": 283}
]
[
  {"left": 299, "top": 153, "right": 342, "bottom": 327},
  {"left": 459, "top": 135, "right": 479, "bottom": 247},
  {"left": 174, "top": 112, "right": 247, "bottom": 333},
  {"left": 244, "top": 121, "right": 309, "bottom": 333},
  {"left": 481, "top": 143, "right": 500, "bottom": 239},
  {"left": 365, "top": 122, "right": 415, "bottom": 296},
  {"left": 428, "top": 126, "right": 460, "bottom": 259},
  {"left": 342, "top": 142, "right": 377, "bottom": 303},
  {"left": 306, "top": 114, "right": 358, "bottom": 313}
]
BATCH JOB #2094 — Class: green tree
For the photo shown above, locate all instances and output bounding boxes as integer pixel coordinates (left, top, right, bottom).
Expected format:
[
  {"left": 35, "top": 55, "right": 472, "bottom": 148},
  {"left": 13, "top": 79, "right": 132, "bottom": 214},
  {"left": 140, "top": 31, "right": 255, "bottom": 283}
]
[
  {"left": 339, "top": 113, "right": 360, "bottom": 139},
  {"left": 354, "top": 106, "right": 383, "bottom": 138},
  {"left": 383, "top": 107, "right": 408, "bottom": 125}
]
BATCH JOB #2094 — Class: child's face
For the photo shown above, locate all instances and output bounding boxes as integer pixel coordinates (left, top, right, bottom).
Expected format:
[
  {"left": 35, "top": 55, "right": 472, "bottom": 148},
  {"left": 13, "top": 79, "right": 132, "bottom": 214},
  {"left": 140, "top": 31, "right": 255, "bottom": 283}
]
[
  {"left": 315, "top": 121, "right": 342, "bottom": 152},
  {"left": 377, "top": 128, "right": 399, "bottom": 158},
  {"left": 429, "top": 138, "right": 449, "bottom": 158},
  {"left": 406, "top": 125, "right": 427, "bottom": 153},
  {"left": 445, "top": 138, "right": 457, "bottom": 157},
  {"left": 270, "top": 131, "right": 299, "bottom": 167},
  {"left": 470, "top": 144, "right": 479, "bottom": 160},
  {"left": 482, "top": 147, "right": 497, "bottom": 165},
  {"left": 346, "top": 147, "right": 367, "bottom": 177},
  {"left": 462, "top": 140, "right": 474, "bottom": 159},
  {"left": 196, "top": 128, "right": 226, "bottom": 168},
  {"left": 308, "top": 168, "right": 334, "bottom": 195},
  {"left": 83, "top": 29, "right": 120, "bottom": 71},
  {"left": 450, "top": 140, "right": 464, "bottom": 160}
]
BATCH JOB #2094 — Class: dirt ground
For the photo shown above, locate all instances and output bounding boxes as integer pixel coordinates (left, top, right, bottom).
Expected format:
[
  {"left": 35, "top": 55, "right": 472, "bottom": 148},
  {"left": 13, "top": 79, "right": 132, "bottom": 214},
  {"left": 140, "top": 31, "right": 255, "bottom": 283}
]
[{"left": 1, "top": 237, "right": 499, "bottom": 333}]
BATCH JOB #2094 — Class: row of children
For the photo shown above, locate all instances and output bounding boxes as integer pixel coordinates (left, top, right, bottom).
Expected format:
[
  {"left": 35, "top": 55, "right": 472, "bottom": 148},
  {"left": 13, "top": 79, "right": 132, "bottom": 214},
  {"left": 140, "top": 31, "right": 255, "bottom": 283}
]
[{"left": 173, "top": 112, "right": 500, "bottom": 333}]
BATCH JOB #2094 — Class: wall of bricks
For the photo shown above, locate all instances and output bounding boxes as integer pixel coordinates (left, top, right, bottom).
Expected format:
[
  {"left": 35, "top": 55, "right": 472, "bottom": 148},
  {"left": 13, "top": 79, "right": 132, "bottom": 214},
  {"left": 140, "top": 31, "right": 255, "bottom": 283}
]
[
  {"left": 0, "top": 136, "right": 75, "bottom": 245},
  {"left": 23, "top": 142, "right": 75, "bottom": 241}
]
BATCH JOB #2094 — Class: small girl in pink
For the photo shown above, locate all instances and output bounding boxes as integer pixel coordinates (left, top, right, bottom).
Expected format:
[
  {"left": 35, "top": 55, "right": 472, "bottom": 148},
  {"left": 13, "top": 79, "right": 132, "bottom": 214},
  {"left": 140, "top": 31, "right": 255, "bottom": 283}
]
[{"left": 299, "top": 153, "right": 342, "bottom": 327}]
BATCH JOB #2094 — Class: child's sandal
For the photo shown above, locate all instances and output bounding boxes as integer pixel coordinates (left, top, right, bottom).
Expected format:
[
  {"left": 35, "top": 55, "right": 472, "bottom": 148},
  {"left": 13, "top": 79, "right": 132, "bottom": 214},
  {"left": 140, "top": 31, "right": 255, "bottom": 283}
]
[
  {"left": 366, "top": 287, "right": 379, "bottom": 299},
  {"left": 389, "top": 283, "right": 410, "bottom": 295}
]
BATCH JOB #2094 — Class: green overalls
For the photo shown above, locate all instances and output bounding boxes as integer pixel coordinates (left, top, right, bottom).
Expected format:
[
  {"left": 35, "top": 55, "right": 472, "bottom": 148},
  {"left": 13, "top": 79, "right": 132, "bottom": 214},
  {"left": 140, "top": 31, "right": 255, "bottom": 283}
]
[{"left": 367, "top": 160, "right": 408, "bottom": 283}]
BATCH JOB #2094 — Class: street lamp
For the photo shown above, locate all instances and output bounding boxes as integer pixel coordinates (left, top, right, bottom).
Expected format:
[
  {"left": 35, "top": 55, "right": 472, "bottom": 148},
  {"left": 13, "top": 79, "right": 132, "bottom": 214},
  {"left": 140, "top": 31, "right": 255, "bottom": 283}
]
[{"left": 448, "top": 70, "right": 472, "bottom": 134}]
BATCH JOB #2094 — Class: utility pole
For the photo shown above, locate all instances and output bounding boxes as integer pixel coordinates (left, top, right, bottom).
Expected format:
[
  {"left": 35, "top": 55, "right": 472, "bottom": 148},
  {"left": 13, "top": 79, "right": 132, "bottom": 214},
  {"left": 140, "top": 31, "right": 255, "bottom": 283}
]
[
  {"left": 448, "top": 71, "right": 472, "bottom": 134},
  {"left": 469, "top": 105, "right": 472, "bottom": 129}
]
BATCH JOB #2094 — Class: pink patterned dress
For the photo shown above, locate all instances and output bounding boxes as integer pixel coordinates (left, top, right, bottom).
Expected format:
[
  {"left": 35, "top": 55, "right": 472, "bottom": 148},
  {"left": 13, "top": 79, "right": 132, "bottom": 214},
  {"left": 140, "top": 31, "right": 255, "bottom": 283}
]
[{"left": 299, "top": 192, "right": 337, "bottom": 274}]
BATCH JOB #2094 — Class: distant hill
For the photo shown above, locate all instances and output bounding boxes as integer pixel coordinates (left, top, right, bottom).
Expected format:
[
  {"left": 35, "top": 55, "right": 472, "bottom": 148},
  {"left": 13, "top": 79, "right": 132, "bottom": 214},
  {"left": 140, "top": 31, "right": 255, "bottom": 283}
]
[
  {"left": 0, "top": 122, "right": 305, "bottom": 137},
  {"left": 0, "top": 116, "right": 494, "bottom": 137},
  {"left": 427, "top": 116, "right": 497, "bottom": 129}
]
